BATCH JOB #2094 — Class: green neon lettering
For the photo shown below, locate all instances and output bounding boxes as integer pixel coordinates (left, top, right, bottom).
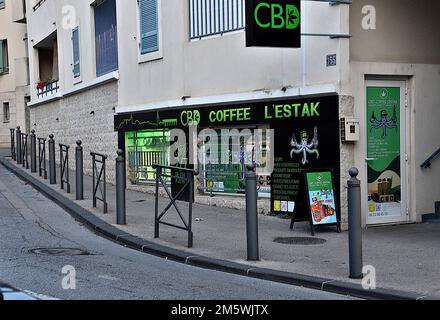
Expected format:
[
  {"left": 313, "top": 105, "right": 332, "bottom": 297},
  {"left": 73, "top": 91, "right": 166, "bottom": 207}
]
[
  {"left": 284, "top": 105, "right": 292, "bottom": 118},
  {"left": 275, "top": 105, "right": 284, "bottom": 118},
  {"left": 244, "top": 108, "right": 251, "bottom": 120},
  {"left": 271, "top": 4, "right": 285, "bottom": 29},
  {"left": 255, "top": 2, "right": 270, "bottom": 28},
  {"left": 181, "top": 111, "right": 188, "bottom": 126},
  {"left": 292, "top": 104, "right": 301, "bottom": 117},
  {"left": 209, "top": 111, "right": 216, "bottom": 123},
  {"left": 286, "top": 5, "right": 300, "bottom": 30},
  {"left": 265, "top": 106, "right": 272, "bottom": 119},
  {"left": 302, "top": 103, "right": 311, "bottom": 117},
  {"left": 311, "top": 102, "right": 320, "bottom": 116}
]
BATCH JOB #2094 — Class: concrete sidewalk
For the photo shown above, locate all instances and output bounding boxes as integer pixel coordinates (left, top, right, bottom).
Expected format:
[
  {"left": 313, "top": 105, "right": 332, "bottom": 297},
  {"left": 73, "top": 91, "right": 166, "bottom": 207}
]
[{"left": 1, "top": 149, "right": 439, "bottom": 299}]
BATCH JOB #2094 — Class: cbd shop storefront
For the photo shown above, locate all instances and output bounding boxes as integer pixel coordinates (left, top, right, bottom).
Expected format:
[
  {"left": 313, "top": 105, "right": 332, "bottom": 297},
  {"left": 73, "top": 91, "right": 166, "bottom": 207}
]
[{"left": 114, "top": 94, "right": 341, "bottom": 225}]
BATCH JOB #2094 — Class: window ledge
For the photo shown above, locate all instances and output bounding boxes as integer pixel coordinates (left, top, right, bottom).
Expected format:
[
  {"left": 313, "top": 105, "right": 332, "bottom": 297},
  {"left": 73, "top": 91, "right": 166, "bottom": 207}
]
[
  {"left": 28, "top": 92, "right": 63, "bottom": 108},
  {"left": 28, "top": 71, "right": 119, "bottom": 108},
  {"left": 64, "top": 71, "right": 118, "bottom": 97},
  {"left": 138, "top": 51, "right": 163, "bottom": 65}
]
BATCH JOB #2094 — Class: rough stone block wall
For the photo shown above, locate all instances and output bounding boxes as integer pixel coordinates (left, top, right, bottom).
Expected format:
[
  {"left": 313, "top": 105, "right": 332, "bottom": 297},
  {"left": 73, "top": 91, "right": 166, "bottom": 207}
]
[
  {"left": 29, "top": 82, "right": 118, "bottom": 183},
  {"left": 339, "top": 95, "right": 355, "bottom": 231}
]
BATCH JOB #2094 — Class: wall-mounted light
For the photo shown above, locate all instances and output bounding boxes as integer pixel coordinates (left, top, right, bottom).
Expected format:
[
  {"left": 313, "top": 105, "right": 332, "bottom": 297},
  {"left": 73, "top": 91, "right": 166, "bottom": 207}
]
[
  {"left": 181, "top": 96, "right": 191, "bottom": 101},
  {"left": 90, "top": 111, "right": 95, "bottom": 116}
]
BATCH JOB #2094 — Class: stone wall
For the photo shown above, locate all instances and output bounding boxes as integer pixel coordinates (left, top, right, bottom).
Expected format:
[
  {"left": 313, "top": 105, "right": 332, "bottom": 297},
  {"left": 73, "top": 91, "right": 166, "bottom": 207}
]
[
  {"left": 29, "top": 81, "right": 118, "bottom": 182},
  {"left": 339, "top": 95, "right": 356, "bottom": 231}
]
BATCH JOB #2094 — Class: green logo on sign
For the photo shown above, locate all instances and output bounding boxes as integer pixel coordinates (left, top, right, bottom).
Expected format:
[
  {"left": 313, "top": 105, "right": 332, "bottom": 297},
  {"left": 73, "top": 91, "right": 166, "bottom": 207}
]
[{"left": 254, "top": 3, "right": 300, "bottom": 30}]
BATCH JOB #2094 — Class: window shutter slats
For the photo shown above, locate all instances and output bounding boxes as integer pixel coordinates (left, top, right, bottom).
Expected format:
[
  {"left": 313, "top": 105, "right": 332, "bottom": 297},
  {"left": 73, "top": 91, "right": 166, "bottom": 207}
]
[{"left": 139, "top": 0, "right": 158, "bottom": 54}]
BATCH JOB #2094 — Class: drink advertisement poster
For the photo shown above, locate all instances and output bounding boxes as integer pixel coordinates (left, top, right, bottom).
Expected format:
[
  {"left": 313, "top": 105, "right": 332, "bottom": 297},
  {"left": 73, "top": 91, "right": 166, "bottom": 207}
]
[{"left": 305, "top": 171, "right": 338, "bottom": 226}]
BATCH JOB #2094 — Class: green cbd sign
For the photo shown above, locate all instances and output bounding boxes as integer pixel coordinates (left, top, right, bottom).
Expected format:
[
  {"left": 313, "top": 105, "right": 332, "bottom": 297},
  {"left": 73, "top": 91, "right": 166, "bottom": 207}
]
[{"left": 246, "top": 0, "right": 301, "bottom": 48}]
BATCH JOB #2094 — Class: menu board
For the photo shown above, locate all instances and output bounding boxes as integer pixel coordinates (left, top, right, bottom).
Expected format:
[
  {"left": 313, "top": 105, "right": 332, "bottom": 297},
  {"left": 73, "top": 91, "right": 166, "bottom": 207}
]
[{"left": 305, "top": 170, "right": 338, "bottom": 226}]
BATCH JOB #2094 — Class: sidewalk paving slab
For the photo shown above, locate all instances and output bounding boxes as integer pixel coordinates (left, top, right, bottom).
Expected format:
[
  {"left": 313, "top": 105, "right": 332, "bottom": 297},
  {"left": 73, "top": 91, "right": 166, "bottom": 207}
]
[{"left": 1, "top": 152, "right": 439, "bottom": 300}]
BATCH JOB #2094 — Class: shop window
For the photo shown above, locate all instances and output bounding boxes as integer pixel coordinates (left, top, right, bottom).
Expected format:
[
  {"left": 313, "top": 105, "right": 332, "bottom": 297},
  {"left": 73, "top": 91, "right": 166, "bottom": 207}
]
[
  {"left": 126, "top": 129, "right": 171, "bottom": 184},
  {"left": 199, "top": 128, "right": 271, "bottom": 196}
]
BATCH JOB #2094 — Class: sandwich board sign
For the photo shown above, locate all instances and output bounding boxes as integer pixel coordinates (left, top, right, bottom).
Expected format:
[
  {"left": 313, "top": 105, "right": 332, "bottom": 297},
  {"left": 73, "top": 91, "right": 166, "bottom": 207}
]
[
  {"left": 304, "top": 170, "right": 341, "bottom": 235},
  {"left": 246, "top": 0, "right": 301, "bottom": 48}
]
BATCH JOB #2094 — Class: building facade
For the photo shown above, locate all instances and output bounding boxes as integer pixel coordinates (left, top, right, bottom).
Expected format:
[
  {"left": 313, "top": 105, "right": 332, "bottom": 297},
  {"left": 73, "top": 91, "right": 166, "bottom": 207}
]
[
  {"left": 0, "top": 0, "right": 30, "bottom": 147},
  {"left": 25, "top": 0, "right": 440, "bottom": 229}
]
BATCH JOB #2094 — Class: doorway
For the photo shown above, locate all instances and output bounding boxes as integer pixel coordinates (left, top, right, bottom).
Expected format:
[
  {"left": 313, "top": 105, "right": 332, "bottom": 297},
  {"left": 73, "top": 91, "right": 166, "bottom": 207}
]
[{"left": 365, "top": 80, "right": 409, "bottom": 225}]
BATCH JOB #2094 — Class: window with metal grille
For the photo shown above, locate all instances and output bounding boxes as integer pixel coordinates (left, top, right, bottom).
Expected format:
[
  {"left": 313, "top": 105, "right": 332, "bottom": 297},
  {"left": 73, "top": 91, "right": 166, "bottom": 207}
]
[{"left": 189, "top": 0, "right": 245, "bottom": 40}]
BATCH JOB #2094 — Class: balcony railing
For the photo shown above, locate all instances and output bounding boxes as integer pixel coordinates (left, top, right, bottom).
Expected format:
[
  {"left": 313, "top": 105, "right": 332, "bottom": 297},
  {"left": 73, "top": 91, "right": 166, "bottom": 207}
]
[{"left": 37, "top": 79, "right": 59, "bottom": 99}]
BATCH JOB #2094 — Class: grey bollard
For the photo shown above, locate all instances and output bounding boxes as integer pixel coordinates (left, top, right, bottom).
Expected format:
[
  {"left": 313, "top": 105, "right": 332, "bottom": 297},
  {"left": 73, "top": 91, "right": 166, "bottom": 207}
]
[
  {"left": 30, "top": 130, "right": 37, "bottom": 173},
  {"left": 348, "top": 167, "right": 363, "bottom": 279},
  {"left": 49, "top": 134, "right": 56, "bottom": 185},
  {"left": 115, "top": 149, "right": 126, "bottom": 225},
  {"left": 75, "top": 141, "right": 84, "bottom": 200},
  {"left": 16, "top": 127, "right": 22, "bottom": 164},
  {"left": 245, "top": 164, "right": 260, "bottom": 261}
]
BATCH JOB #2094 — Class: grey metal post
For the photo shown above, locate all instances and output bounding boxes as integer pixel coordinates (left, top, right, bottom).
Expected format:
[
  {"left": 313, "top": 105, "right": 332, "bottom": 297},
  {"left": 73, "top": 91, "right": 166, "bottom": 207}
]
[
  {"left": 48, "top": 134, "right": 56, "bottom": 185},
  {"left": 348, "top": 167, "right": 363, "bottom": 279},
  {"left": 75, "top": 141, "right": 84, "bottom": 200},
  {"left": 245, "top": 164, "right": 259, "bottom": 261},
  {"left": 154, "top": 166, "right": 161, "bottom": 239},
  {"left": 16, "top": 127, "right": 22, "bottom": 164},
  {"left": 10, "top": 128, "right": 16, "bottom": 160},
  {"left": 116, "top": 149, "right": 126, "bottom": 225},
  {"left": 30, "top": 130, "right": 37, "bottom": 173}
]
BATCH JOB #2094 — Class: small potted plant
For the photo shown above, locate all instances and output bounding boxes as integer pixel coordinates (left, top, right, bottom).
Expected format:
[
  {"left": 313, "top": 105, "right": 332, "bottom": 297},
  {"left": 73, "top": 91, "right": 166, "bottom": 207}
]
[{"left": 36, "top": 80, "right": 46, "bottom": 90}]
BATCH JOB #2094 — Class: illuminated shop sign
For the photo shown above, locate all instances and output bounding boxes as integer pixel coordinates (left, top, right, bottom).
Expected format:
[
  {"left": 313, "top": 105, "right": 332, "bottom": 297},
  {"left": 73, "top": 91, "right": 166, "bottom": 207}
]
[{"left": 246, "top": 0, "right": 301, "bottom": 48}]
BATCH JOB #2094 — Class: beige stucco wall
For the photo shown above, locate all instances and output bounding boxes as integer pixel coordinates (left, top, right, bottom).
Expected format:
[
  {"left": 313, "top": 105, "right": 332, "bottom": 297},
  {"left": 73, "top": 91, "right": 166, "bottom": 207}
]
[
  {"left": 349, "top": 62, "right": 440, "bottom": 225},
  {"left": 348, "top": 1, "right": 440, "bottom": 224},
  {"left": 117, "top": 0, "right": 348, "bottom": 108},
  {"left": 350, "top": 0, "right": 440, "bottom": 65}
]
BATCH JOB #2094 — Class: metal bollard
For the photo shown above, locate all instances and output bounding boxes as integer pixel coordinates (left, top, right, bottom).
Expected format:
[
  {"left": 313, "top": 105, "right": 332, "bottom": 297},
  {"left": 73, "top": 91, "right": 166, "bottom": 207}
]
[
  {"left": 30, "top": 130, "right": 37, "bottom": 173},
  {"left": 16, "top": 127, "right": 22, "bottom": 164},
  {"left": 245, "top": 164, "right": 260, "bottom": 261},
  {"left": 48, "top": 134, "right": 56, "bottom": 185},
  {"left": 116, "top": 149, "right": 126, "bottom": 225},
  {"left": 10, "top": 128, "right": 16, "bottom": 160},
  {"left": 75, "top": 141, "right": 84, "bottom": 200},
  {"left": 348, "top": 167, "right": 363, "bottom": 279}
]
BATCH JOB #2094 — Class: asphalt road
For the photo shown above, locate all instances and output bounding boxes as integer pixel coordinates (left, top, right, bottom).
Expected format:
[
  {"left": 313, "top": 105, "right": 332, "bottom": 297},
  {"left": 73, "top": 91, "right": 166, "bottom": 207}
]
[{"left": 0, "top": 164, "right": 352, "bottom": 300}]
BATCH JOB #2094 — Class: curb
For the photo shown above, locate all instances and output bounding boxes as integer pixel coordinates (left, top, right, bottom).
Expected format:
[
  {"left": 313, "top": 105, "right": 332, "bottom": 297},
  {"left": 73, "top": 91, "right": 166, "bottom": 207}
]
[{"left": 0, "top": 156, "right": 433, "bottom": 301}]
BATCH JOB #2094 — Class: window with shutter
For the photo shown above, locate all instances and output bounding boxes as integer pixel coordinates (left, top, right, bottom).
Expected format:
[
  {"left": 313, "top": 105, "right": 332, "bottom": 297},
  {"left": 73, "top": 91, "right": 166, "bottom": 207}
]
[
  {"left": 139, "top": 0, "right": 159, "bottom": 54},
  {"left": 94, "top": 0, "right": 118, "bottom": 77},
  {"left": 72, "top": 27, "right": 80, "bottom": 78},
  {"left": 0, "top": 40, "right": 4, "bottom": 74}
]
